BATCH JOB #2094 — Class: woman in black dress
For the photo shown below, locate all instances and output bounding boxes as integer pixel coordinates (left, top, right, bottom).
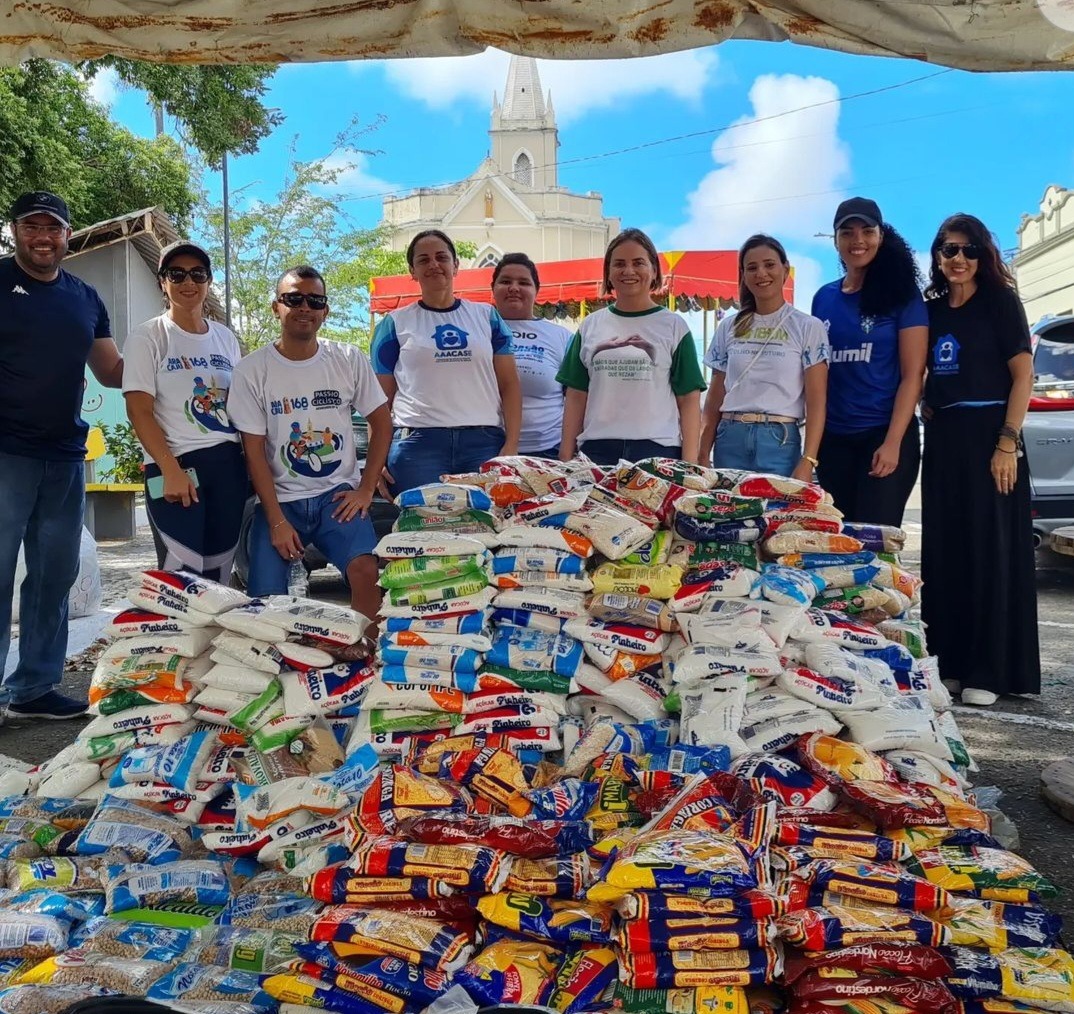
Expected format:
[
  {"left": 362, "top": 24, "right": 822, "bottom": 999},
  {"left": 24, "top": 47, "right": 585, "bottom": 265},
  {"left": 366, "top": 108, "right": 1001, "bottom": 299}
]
[{"left": 922, "top": 213, "right": 1039, "bottom": 707}]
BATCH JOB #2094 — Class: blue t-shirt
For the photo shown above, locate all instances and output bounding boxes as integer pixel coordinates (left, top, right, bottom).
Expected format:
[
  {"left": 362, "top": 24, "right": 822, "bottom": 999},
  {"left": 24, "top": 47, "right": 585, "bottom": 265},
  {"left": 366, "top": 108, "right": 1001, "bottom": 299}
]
[
  {"left": 0, "top": 257, "right": 112, "bottom": 460},
  {"left": 811, "top": 280, "right": 927, "bottom": 434}
]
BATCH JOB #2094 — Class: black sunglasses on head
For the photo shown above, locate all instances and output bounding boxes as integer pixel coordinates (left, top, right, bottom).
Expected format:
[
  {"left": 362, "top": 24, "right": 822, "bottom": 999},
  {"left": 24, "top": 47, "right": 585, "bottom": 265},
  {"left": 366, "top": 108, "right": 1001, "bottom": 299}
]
[
  {"left": 276, "top": 292, "right": 328, "bottom": 310},
  {"left": 160, "top": 266, "right": 211, "bottom": 284},
  {"left": 939, "top": 243, "right": 981, "bottom": 260}
]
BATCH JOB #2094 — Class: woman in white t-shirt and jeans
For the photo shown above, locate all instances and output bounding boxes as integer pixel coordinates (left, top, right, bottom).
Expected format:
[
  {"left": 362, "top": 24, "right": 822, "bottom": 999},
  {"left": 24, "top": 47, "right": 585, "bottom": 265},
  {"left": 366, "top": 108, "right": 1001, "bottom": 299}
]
[
  {"left": 123, "top": 241, "right": 247, "bottom": 582},
  {"left": 491, "top": 253, "right": 571, "bottom": 459},
  {"left": 700, "top": 234, "right": 829, "bottom": 480},
  {"left": 557, "top": 228, "right": 706, "bottom": 466},
  {"left": 372, "top": 230, "right": 522, "bottom": 494}
]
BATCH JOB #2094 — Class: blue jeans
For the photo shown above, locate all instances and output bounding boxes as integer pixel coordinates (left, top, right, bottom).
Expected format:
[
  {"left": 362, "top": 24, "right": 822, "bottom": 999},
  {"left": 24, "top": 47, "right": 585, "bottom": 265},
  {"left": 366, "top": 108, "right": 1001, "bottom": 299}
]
[
  {"left": 714, "top": 419, "right": 801, "bottom": 476},
  {"left": 580, "top": 439, "right": 681, "bottom": 467},
  {"left": 0, "top": 452, "right": 84, "bottom": 705},
  {"left": 248, "top": 483, "right": 377, "bottom": 597},
  {"left": 387, "top": 426, "right": 504, "bottom": 496}
]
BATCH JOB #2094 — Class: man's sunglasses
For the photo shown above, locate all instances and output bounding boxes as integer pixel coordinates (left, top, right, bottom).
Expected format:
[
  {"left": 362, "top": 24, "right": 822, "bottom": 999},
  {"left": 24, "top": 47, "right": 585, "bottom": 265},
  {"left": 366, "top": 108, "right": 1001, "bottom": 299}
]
[
  {"left": 939, "top": 243, "right": 981, "bottom": 260},
  {"left": 160, "top": 266, "right": 211, "bottom": 284},
  {"left": 276, "top": 292, "right": 328, "bottom": 310}
]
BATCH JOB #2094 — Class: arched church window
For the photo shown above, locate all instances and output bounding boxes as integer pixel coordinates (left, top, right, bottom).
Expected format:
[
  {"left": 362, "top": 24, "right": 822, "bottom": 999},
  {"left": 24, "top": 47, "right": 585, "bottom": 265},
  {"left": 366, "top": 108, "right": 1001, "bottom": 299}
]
[
  {"left": 513, "top": 151, "right": 533, "bottom": 187},
  {"left": 476, "top": 249, "right": 501, "bottom": 268}
]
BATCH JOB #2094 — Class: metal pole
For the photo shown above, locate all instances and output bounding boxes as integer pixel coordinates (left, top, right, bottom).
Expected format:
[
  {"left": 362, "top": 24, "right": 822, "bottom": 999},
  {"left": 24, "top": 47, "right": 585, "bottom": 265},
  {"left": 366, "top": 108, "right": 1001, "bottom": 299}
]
[{"left": 222, "top": 151, "right": 232, "bottom": 329}]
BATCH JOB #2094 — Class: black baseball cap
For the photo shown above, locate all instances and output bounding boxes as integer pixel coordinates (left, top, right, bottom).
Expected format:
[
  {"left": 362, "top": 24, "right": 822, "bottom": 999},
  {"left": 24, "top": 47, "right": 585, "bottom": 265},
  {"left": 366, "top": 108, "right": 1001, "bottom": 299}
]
[
  {"left": 10, "top": 191, "right": 70, "bottom": 228},
  {"left": 833, "top": 197, "right": 883, "bottom": 230},
  {"left": 158, "top": 241, "right": 212, "bottom": 274}
]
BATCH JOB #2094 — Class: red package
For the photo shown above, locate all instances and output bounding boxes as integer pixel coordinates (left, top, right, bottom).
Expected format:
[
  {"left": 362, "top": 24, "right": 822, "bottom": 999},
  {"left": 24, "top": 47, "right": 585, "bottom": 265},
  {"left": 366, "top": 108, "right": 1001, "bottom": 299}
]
[
  {"left": 839, "top": 780, "right": 949, "bottom": 829},
  {"left": 784, "top": 943, "right": 953, "bottom": 983},
  {"left": 796, "top": 733, "right": 900, "bottom": 788},
  {"left": 735, "top": 475, "right": 825, "bottom": 506},
  {"left": 793, "top": 972, "right": 957, "bottom": 1014},
  {"left": 349, "top": 764, "right": 470, "bottom": 835},
  {"left": 397, "top": 814, "right": 582, "bottom": 858}
]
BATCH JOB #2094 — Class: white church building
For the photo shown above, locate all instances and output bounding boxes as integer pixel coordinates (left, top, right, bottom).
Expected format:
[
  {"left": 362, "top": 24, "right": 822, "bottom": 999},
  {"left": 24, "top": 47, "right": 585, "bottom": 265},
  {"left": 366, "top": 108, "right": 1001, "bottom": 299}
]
[{"left": 381, "top": 56, "right": 620, "bottom": 266}]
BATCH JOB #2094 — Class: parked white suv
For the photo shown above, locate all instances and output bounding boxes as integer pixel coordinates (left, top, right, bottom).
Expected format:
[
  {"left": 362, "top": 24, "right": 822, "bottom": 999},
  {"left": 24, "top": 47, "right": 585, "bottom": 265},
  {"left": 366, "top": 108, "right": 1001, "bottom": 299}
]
[{"left": 1025, "top": 315, "right": 1074, "bottom": 546}]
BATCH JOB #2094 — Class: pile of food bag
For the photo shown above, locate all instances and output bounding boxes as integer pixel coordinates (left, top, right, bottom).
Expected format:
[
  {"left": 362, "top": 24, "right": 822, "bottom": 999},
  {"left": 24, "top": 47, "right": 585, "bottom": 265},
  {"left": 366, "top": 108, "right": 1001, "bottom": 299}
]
[{"left": 0, "top": 455, "right": 1070, "bottom": 1014}]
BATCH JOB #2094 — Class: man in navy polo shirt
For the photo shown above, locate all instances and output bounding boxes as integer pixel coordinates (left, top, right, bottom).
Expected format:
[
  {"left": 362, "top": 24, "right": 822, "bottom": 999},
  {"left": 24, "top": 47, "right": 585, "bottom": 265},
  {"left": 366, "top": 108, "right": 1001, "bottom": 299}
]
[{"left": 0, "top": 191, "right": 123, "bottom": 721}]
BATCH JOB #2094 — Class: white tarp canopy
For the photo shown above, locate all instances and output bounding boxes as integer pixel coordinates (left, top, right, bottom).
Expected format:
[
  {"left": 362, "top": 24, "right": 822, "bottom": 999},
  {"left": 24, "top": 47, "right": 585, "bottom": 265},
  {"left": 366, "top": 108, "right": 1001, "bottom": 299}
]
[{"left": 3, "top": 1, "right": 1073, "bottom": 72}]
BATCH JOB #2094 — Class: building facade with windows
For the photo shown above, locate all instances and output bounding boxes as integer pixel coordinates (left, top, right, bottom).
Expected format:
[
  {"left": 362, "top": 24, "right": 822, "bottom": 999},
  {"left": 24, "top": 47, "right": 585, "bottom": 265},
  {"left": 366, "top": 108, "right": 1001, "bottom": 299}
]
[
  {"left": 381, "top": 56, "right": 619, "bottom": 266},
  {"left": 1013, "top": 184, "right": 1074, "bottom": 325}
]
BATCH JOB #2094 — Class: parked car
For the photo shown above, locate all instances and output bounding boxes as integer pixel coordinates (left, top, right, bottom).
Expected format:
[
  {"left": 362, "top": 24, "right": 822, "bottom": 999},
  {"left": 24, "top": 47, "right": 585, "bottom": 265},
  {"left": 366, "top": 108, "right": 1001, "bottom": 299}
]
[{"left": 1025, "top": 315, "right": 1074, "bottom": 547}]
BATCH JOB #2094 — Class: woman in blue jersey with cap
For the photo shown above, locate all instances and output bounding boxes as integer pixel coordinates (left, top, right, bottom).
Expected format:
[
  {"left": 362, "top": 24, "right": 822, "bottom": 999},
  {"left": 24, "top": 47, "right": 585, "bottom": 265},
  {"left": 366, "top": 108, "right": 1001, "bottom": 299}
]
[{"left": 811, "top": 197, "right": 927, "bottom": 526}]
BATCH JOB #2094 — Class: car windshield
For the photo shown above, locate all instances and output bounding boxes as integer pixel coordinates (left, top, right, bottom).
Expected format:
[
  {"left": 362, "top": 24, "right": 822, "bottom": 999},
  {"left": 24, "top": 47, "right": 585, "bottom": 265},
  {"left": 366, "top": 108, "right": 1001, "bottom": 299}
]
[{"left": 1034, "top": 337, "right": 1074, "bottom": 385}]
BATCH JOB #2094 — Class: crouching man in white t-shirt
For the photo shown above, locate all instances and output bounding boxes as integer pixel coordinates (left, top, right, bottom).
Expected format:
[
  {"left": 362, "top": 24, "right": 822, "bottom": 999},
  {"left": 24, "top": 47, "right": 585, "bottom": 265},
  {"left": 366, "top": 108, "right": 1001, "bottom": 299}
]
[{"left": 228, "top": 265, "right": 391, "bottom": 630}]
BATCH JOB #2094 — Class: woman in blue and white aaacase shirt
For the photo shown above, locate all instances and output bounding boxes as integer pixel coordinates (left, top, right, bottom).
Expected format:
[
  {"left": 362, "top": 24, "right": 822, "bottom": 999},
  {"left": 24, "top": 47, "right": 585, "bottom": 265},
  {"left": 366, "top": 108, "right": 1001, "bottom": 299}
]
[{"left": 371, "top": 230, "right": 522, "bottom": 494}]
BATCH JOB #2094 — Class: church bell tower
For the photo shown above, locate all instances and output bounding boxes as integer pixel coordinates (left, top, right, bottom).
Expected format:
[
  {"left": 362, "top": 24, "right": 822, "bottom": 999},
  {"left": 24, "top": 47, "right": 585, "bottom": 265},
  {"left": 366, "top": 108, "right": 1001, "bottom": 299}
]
[{"left": 490, "top": 55, "right": 559, "bottom": 191}]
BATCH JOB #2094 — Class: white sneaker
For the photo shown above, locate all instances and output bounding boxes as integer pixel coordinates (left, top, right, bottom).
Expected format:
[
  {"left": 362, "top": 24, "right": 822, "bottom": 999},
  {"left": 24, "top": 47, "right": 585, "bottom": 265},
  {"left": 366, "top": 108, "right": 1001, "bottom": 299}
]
[
  {"left": 962, "top": 688, "right": 999, "bottom": 707},
  {"left": 942, "top": 679, "right": 962, "bottom": 694}
]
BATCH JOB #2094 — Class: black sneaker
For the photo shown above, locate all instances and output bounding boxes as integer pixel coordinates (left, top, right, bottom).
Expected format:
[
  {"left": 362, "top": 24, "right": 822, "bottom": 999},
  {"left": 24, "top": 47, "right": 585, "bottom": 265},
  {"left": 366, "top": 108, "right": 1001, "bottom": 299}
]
[{"left": 7, "top": 690, "right": 88, "bottom": 720}]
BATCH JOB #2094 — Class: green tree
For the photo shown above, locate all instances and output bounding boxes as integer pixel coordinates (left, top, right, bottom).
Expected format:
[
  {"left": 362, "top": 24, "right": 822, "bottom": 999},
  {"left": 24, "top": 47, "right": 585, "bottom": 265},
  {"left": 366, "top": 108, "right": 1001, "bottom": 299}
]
[
  {"left": 84, "top": 60, "right": 282, "bottom": 168},
  {"left": 197, "top": 124, "right": 436, "bottom": 351},
  {"left": 0, "top": 60, "right": 195, "bottom": 231}
]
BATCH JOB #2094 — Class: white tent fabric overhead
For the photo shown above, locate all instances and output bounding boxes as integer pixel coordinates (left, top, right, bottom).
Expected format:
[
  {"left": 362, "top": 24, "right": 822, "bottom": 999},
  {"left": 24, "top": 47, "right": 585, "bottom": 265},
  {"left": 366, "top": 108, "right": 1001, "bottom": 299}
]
[{"left": 3, "top": 1, "right": 1072, "bottom": 71}]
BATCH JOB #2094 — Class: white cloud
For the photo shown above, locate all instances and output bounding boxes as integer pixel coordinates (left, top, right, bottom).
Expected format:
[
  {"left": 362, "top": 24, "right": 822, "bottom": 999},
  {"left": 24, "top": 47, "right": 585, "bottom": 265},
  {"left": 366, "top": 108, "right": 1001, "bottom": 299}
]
[
  {"left": 787, "top": 252, "right": 824, "bottom": 312},
  {"left": 668, "top": 74, "right": 851, "bottom": 251},
  {"left": 319, "top": 149, "right": 399, "bottom": 199},
  {"left": 86, "top": 67, "right": 120, "bottom": 107},
  {"left": 356, "top": 48, "right": 716, "bottom": 125}
]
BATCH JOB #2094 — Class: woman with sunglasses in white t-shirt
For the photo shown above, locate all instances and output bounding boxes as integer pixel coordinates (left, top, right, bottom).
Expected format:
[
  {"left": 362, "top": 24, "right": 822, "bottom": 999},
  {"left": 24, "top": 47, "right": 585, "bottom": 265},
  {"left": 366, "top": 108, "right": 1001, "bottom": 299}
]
[
  {"left": 700, "top": 234, "right": 829, "bottom": 479},
  {"left": 122, "top": 241, "right": 247, "bottom": 582}
]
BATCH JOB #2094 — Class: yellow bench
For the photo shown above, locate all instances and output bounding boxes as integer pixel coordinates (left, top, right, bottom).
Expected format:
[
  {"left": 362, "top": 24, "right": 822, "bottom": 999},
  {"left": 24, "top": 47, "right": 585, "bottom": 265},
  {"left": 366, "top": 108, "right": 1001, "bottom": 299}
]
[{"left": 84, "top": 428, "right": 142, "bottom": 541}]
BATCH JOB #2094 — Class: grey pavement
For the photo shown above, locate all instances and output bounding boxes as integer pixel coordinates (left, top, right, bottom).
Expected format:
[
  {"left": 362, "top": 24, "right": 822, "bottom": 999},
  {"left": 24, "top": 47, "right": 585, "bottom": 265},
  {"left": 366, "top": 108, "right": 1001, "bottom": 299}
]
[{"left": 3, "top": 496, "right": 1074, "bottom": 927}]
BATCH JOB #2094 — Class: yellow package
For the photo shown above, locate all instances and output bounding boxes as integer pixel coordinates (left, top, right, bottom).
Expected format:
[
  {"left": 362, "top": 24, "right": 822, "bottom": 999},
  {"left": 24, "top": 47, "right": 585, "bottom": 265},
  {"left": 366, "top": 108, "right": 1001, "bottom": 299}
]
[
  {"left": 941, "top": 896, "right": 1063, "bottom": 950},
  {"left": 584, "top": 774, "right": 643, "bottom": 833},
  {"left": 928, "top": 785, "right": 992, "bottom": 832},
  {"left": 455, "top": 938, "right": 560, "bottom": 1006},
  {"left": 914, "top": 845, "right": 1057, "bottom": 902},
  {"left": 800, "top": 733, "right": 898, "bottom": 784},
  {"left": 614, "top": 983, "right": 749, "bottom": 1014},
  {"left": 591, "top": 563, "right": 683, "bottom": 599},
  {"left": 946, "top": 947, "right": 1074, "bottom": 1011}
]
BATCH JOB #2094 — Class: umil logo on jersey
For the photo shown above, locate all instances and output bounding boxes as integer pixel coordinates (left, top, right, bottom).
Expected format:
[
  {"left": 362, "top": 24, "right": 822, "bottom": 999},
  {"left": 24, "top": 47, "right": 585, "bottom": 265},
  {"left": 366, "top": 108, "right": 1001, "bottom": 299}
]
[{"left": 830, "top": 342, "right": 874, "bottom": 364}]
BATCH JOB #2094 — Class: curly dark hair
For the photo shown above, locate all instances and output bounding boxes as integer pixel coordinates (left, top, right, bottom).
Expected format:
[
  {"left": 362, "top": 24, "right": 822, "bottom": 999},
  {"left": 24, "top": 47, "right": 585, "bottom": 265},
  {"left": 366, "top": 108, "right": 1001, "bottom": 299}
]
[
  {"left": 839, "top": 222, "right": 922, "bottom": 318},
  {"left": 924, "top": 213, "right": 1016, "bottom": 299}
]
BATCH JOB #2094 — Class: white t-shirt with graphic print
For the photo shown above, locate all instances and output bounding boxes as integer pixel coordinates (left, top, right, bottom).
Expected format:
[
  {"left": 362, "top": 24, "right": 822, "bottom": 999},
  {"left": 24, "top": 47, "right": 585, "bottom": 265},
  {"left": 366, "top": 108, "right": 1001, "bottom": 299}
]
[
  {"left": 371, "top": 298, "right": 514, "bottom": 429},
  {"left": 705, "top": 305, "right": 829, "bottom": 420},
  {"left": 122, "top": 315, "right": 242, "bottom": 460},
  {"left": 556, "top": 305, "right": 705, "bottom": 447},
  {"left": 508, "top": 318, "right": 571, "bottom": 452},
  {"left": 227, "top": 340, "right": 387, "bottom": 503}
]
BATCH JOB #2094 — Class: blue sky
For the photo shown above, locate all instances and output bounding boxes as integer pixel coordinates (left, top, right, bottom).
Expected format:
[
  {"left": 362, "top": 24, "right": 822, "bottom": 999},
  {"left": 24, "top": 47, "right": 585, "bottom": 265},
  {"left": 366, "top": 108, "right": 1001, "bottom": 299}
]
[{"left": 96, "top": 40, "right": 1074, "bottom": 309}]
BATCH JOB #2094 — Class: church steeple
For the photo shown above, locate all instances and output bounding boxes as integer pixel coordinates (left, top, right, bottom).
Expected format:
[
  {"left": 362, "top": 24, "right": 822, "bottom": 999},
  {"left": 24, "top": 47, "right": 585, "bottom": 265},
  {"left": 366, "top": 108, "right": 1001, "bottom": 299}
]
[
  {"left": 490, "top": 55, "right": 559, "bottom": 189},
  {"left": 500, "top": 55, "right": 551, "bottom": 125}
]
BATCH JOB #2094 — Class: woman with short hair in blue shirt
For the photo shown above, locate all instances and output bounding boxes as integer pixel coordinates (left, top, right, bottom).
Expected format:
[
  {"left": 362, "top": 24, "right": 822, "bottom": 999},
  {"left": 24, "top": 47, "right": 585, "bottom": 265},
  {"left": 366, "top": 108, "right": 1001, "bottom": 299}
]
[{"left": 812, "top": 197, "right": 928, "bottom": 526}]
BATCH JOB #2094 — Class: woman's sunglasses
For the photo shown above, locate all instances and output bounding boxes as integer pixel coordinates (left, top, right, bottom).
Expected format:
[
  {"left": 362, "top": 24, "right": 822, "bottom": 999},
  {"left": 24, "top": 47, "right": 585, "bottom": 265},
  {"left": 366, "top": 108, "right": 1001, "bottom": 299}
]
[
  {"left": 276, "top": 292, "right": 328, "bottom": 310},
  {"left": 939, "top": 243, "right": 981, "bottom": 260},
  {"left": 160, "top": 266, "right": 211, "bottom": 284}
]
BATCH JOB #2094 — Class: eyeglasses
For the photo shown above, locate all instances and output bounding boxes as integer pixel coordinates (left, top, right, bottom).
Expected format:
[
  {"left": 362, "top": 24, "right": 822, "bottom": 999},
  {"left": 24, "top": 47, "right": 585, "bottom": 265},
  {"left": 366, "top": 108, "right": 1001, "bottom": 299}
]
[
  {"left": 17, "top": 222, "right": 65, "bottom": 237},
  {"left": 939, "top": 243, "right": 981, "bottom": 260},
  {"left": 276, "top": 292, "right": 328, "bottom": 310},
  {"left": 160, "top": 266, "right": 211, "bottom": 284}
]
